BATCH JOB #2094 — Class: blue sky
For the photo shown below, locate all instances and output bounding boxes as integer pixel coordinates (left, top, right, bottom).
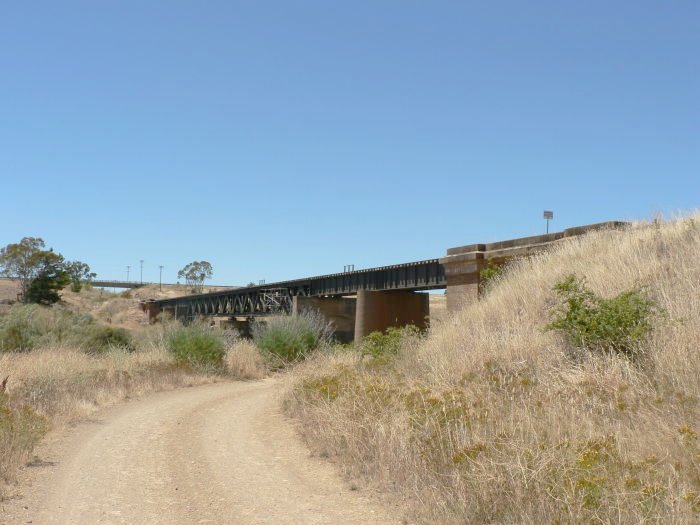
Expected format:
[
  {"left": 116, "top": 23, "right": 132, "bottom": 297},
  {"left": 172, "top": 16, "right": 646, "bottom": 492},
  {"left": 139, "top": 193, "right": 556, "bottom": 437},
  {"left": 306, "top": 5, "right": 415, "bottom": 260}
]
[{"left": 2, "top": 1, "right": 698, "bottom": 286}]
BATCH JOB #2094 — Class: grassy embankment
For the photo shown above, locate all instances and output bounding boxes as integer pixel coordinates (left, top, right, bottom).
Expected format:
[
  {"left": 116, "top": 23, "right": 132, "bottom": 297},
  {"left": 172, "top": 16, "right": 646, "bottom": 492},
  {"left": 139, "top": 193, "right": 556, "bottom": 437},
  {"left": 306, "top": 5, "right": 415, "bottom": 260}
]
[
  {"left": 0, "top": 292, "right": 265, "bottom": 497},
  {"left": 285, "top": 216, "right": 700, "bottom": 523}
]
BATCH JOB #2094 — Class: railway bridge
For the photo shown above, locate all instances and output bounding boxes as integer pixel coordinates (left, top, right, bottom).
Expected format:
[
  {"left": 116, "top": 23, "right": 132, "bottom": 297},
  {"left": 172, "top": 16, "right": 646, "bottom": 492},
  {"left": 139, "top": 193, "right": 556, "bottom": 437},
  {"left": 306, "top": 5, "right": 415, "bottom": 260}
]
[{"left": 142, "top": 221, "right": 626, "bottom": 341}]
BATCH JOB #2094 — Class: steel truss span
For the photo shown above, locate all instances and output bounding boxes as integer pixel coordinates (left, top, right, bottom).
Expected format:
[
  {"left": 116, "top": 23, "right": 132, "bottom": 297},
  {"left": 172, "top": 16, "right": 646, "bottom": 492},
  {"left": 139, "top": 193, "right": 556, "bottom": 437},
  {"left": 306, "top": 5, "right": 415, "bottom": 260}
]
[{"left": 148, "top": 259, "right": 445, "bottom": 320}]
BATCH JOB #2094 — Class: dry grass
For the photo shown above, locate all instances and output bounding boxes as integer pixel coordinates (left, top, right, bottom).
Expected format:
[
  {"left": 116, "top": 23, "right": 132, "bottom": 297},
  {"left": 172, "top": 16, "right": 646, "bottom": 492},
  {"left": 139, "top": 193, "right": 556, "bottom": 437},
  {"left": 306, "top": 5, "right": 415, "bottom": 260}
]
[
  {"left": 285, "top": 215, "right": 700, "bottom": 524},
  {"left": 59, "top": 286, "right": 146, "bottom": 329},
  {"left": 0, "top": 274, "right": 266, "bottom": 496},
  {"left": 225, "top": 339, "right": 268, "bottom": 380},
  {"left": 58, "top": 283, "right": 237, "bottom": 329},
  {"left": 0, "top": 316, "right": 268, "bottom": 496},
  {"left": 1, "top": 347, "right": 211, "bottom": 426}
]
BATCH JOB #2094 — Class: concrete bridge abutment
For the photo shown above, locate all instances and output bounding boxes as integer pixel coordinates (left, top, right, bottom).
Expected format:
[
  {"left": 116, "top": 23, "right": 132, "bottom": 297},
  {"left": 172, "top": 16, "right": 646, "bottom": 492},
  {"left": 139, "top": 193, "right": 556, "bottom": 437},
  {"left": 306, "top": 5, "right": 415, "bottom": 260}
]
[
  {"left": 440, "top": 221, "right": 630, "bottom": 312},
  {"left": 440, "top": 252, "right": 486, "bottom": 311},
  {"left": 354, "top": 290, "right": 429, "bottom": 341}
]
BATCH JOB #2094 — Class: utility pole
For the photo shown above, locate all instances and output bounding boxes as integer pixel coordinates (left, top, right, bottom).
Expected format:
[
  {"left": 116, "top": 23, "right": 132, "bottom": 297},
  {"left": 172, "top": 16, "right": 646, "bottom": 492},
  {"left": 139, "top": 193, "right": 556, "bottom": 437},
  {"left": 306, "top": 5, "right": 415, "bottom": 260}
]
[
  {"left": 126, "top": 265, "right": 130, "bottom": 282},
  {"left": 159, "top": 265, "right": 164, "bottom": 291},
  {"left": 140, "top": 260, "right": 144, "bottom": 285}
]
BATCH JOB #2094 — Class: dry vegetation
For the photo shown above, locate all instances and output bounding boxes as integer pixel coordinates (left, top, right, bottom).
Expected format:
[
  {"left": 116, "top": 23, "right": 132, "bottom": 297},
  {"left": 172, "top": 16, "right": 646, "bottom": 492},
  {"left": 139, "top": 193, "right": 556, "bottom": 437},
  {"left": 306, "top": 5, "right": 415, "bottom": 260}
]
[
  {"left": 59, "top": 283, "right": 234, "bottom": 329},
  {"left": 0, "top": 295, "right": 266, "bottom": 497},
  {"left": 285, "top": 215, "right": 700, "bottom": 524}
]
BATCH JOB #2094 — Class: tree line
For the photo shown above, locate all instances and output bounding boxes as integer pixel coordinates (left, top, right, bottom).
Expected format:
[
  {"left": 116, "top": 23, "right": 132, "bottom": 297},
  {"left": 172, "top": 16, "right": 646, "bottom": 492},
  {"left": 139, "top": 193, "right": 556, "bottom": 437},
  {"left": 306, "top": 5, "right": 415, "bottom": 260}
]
[
  {"left": 1, "top": 237, "right": 217, "bottom": 304},
  {"left": 0, "top": 237, "right": 95, "bottom": 304}
]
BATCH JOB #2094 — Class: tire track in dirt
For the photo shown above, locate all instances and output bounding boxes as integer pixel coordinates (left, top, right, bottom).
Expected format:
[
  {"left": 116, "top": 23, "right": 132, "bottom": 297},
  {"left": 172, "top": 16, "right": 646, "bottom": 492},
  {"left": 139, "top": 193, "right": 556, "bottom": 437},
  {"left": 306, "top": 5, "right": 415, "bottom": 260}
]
[{"left": 2, "top": 379, "right": 401, "bottom": 524}]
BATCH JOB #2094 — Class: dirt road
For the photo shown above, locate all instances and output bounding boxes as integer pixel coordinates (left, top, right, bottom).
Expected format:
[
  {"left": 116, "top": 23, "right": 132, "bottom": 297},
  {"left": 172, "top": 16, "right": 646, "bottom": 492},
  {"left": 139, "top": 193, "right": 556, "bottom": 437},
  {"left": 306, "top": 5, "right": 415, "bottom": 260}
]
[{"left": 2, "top": 379, "right": 401, "bottom": 524}]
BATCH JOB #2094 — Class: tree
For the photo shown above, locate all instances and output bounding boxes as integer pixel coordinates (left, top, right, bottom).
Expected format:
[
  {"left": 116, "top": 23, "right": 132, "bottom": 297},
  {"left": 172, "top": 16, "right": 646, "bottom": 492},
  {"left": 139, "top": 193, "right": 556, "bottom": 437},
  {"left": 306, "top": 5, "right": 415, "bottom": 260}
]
[
  {"left": 0, "top": 237, "right": 51, "bottom": 300},
  {"left": 0, "top": 237, "right": 92, "bottom": 304},
  {"left": 65, "top": 260, "right": 96, "bottom": 292},
  {"left": 177, "top": 261, "right": 213, "bottom": 293},
  {"left": 24, "top": 252, "right": 70, "bottom": 304}
]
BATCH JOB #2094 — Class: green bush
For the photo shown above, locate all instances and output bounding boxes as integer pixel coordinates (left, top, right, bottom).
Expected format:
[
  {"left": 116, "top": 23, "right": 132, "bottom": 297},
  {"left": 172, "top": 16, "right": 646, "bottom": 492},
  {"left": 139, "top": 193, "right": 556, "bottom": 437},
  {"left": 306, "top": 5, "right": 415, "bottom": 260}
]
[
  {"left": 360, "top": 325, "right": 421, "bottom": 361},
  {"left": 546, "top": 274, "right": 661, "bottom": 358},
  {"left": 252, "top": 310, "right": 333, "bottom": 364},
  {"left": 0, "top": 304, "right": 132, "bottom": 353},
  {"left": 167, "top": 324, "right": 226, "bottom": 369},
  {"left": 81, "top": 325, "right": 134, "bottom": 353},
  {"left": 0, "top": 305, "right": 42, "bottom": 351}
]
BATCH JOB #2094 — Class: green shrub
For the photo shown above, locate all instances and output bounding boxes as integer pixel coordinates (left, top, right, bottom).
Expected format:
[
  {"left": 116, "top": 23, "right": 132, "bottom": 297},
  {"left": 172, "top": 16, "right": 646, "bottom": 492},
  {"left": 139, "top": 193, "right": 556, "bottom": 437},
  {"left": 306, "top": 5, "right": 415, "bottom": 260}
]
[
  {"left": 0, "top": 305, "right": 42, "bottom": 351},
  {"left": 0, "top": 304, "right": 132, "bottom": 353},
  {"left": 546, "top": 274, "right": 661, "bottom": 357},
  {"left": 361, "top": 325, "right": 420, "bottom": 360},
  {"left": 479, "top": 262, "right": 506, "bottom": 295},
  {"left": 253, "top": 310, "right": 333, "bottom": 364},
  {"left": 80, "top": 325, "right": 134, "bottom": 353},
  {"left": 167, "top": 324, "right": 226, "bottom": 369}
]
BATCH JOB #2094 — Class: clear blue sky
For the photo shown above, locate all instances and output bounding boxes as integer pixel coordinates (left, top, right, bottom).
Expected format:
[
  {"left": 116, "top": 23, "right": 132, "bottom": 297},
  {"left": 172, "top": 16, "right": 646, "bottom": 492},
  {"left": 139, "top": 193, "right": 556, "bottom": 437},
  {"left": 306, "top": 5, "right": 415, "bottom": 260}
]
[{"left": 2, "top": 1, "right": 698, "bottom": 285}]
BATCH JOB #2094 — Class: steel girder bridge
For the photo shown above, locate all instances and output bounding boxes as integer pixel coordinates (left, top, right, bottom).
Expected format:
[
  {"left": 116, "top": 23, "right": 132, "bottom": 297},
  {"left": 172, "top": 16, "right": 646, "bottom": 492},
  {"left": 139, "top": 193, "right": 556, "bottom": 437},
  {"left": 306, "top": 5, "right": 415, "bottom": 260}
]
[{"left": 145, "top": 259, "right": 445, "bottom": 321}]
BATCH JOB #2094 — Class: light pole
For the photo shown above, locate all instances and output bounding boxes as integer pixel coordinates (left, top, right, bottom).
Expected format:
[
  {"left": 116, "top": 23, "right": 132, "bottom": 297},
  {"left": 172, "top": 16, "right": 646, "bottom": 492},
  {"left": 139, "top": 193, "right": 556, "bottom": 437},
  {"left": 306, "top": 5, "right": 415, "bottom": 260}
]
[
  {"left": 159, "top": 265, "right": 164, "bottom": 291},
  {"left": 126, "top": 265, "right": 130, "bottom": 282},
  {"left": 140, "top": 260, "right": 144, "bottom": 285}
]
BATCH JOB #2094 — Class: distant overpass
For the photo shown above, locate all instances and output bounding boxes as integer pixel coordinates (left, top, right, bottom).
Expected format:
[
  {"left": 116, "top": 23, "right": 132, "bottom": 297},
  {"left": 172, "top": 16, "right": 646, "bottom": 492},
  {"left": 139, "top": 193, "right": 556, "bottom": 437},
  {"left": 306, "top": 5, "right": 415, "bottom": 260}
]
[
  {"left": 142, "top": 221, "right": 628, "bottom": 341},
  {"left": 90, "top": 280, "right": 237, "bottom": 290},
  {"left": 91, "top": 280, "right": 149, "bottom": 289}
]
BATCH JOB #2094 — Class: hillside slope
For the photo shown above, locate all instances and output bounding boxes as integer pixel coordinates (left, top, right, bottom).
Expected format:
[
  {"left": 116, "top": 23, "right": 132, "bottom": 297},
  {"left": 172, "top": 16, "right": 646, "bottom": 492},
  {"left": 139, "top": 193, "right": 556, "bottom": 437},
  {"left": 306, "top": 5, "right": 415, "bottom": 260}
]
[{"left": 286, "top": 215, "right": 700, "bottom": 524}]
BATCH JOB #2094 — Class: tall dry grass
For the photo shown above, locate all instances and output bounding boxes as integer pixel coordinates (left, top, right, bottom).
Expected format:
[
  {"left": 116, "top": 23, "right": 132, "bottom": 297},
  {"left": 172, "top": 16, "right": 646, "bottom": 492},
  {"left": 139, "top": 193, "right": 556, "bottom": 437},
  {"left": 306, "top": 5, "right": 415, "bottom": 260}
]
[{"left": 285, "top": 215, "right": 700, "bottom": 524}]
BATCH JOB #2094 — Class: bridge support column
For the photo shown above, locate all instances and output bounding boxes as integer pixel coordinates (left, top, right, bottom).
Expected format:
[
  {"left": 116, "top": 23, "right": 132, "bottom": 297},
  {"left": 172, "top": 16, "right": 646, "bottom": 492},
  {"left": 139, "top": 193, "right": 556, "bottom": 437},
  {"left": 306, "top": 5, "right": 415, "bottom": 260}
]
[
  {"left": 141, "top": 301, "right": 161, "bottom": 324},
  {"left": 293, "top": 296, "right": 356, "bottom": 343},
  {"left": 354, "top": 290, "right": 429, "bottom": 341}
]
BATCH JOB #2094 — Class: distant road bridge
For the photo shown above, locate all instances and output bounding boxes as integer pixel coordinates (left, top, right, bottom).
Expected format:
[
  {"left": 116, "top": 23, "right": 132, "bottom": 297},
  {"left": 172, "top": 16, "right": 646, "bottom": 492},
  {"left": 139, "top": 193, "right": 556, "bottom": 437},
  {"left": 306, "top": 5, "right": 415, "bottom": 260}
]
[
  {"left": 90, "top": 280, "right": 237, "bottom": 290},
  {"left": 142, "top": 221, "right": 626, "bottom": 341},
  {"left": 91, "top": 280, "right": 148, "bottom": 289}
]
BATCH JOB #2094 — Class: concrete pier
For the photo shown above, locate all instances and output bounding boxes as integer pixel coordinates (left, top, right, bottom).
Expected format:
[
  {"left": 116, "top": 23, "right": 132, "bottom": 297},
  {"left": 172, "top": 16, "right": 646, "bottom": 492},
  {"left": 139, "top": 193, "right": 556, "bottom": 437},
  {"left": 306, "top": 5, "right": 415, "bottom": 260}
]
[
  {"left": 293, "top": 296, "right": 357, "bottom": 343},
  {"left": 354, "top": 290, "right": 429, "bottom": 341}
]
